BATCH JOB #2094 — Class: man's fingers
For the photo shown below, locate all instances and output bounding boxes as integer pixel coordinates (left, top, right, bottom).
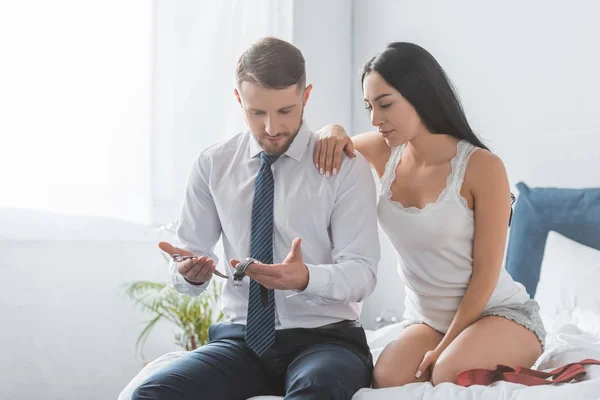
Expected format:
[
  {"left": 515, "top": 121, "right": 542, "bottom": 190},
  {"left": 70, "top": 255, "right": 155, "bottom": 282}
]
[
  {"left": 289, "top": 238, "right": 302, "bottom": 259},
  {"left": 158, "top": 241, "right": 194, "bottom": 257},
  {"left": 229, "top": 259, "right": 278, "bottom": 277},
  {"left": 190, "top": 261, "right": 215, "bottom": 283},
  {"left": 178, "top": 256, "right": 208, "bottom": 275},
  {"left": 158, "top": 241, "right": 175, "bottom": 255},
  {"left": 195, "top": 255, "right": 208, "bottom": 264},
  {"left": 247, "top": 263, "right": 279, "bottom": 278},
  {"left": 186, "top": 259, "right": 213, "bottom": 281},
  {"left": 227, "top": 260, "right": 280, "bottom": 288},
  {"left": 177, "top": 258, "right": 198, "bottom": 274},
  {"left": 189, "top": 258, "right": 228, "bottom": 280}
]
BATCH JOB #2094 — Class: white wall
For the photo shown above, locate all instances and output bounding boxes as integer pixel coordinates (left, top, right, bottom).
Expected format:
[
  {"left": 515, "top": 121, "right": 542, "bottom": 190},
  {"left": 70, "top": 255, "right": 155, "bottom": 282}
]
[
  {"left": 0, "top": 1, "right": 153, "bottom": 226},
  {"left": 0, "top": 2, "right": 357, "bottom": 399},
  {"left": 293, "top": 0, "right": 353, "bottom": 131},
  {"left": 0, "top": 210, "right": 178, "bottom": 400},
  {"left": 0, "top": 2, "right": 173, "bottom": 398},
  {"left": 352, "top": 0, "right": 600, "bottom": 325}
]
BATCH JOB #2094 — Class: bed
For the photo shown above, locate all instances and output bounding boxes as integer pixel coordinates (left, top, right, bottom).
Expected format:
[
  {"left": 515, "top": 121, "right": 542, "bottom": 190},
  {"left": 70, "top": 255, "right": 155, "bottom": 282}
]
[{"left": 119, "top": 182, "right": 600, "bottom": 400}]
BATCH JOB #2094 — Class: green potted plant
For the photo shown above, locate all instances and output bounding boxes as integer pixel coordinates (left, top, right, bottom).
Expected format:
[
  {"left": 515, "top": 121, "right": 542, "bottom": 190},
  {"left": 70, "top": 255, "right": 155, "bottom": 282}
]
[
  {"left": 125, "top": 221, "right": 224, "bottom": 358},
  {"left": 125, "top": 279, "right": 223, "bottom": 358}
]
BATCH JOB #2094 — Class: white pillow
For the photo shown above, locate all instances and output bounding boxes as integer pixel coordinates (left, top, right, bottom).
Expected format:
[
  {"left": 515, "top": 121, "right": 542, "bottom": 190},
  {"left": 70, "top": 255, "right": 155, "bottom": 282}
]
[{"left": 535, "top": 231, "right": 600, "bottom": 320}]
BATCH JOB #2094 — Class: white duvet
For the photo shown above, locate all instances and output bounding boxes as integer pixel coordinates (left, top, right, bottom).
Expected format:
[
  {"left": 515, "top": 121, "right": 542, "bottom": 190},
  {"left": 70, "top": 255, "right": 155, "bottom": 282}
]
[{"left": 120, "top": 307, "right": 600, "bottom": 400}]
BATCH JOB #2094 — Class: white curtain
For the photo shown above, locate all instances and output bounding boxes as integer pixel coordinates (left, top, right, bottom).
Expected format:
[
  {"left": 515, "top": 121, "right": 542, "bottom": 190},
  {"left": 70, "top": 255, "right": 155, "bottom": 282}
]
[
  {"left": 151, "top": 0, "right": 294, "bottom": 224},
  {"left": 0, "top": 0, "right": 153, "bottom": 224},
  {"left": 0, "top": 0, "right": 293, "bottom": 228}
]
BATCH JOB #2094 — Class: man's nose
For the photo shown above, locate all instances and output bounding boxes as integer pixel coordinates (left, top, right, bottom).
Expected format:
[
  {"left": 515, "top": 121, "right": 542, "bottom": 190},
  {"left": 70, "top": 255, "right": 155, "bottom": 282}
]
[{"left": 265, "top": 116, "right": 280, "bottom": 136}]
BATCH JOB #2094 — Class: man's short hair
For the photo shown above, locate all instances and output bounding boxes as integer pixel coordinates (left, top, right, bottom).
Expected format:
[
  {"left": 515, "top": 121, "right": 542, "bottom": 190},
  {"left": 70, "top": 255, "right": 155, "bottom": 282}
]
[{"left": 236, "top": 37, "right": 306, "bottom": 90}]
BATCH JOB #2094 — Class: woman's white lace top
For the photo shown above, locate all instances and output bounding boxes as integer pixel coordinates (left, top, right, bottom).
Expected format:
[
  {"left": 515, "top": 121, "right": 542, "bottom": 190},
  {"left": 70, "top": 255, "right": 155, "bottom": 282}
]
[{"left": 377, "top": 139, "right": 530, "bottom": 333}]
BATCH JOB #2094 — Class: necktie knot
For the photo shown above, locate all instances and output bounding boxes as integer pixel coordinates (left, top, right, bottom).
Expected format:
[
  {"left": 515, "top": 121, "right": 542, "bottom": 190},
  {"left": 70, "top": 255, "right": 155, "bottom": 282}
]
[{"left": 260, "top": 152, "right": 278, "bottom": 167}]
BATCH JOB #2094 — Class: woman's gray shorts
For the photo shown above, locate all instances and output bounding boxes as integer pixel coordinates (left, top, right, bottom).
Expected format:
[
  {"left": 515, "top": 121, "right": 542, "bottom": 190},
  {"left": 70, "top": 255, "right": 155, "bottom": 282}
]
[{"left": 401, "top": 299, "right": 547, "bottom": 352}]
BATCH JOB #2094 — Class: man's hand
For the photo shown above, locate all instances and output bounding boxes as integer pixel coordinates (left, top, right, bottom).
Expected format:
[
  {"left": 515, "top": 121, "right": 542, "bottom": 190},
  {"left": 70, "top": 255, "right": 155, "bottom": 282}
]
[
  {"left": 229, "top": 238, "right": 309, "bottom": 291},
  {"left": 158, "top": 241, "right": 219, "bottom": 284}
]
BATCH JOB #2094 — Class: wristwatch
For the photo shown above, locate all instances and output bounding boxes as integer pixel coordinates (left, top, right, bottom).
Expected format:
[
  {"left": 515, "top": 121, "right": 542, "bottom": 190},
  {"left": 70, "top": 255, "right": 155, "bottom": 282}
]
[{"left": 233, "top": 257, "right": 260, "bottom": 286}]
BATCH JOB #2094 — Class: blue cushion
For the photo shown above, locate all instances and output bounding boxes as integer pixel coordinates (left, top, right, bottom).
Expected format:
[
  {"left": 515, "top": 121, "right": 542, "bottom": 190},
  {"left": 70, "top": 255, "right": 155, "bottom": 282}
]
[{"left": 505, "top": 182, "right": 600, "bottom": 297}]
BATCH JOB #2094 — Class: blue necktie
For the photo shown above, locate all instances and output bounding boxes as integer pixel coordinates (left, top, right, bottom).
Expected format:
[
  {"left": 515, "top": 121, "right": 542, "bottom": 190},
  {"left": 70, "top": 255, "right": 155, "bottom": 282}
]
[{"left": 245, "top": 151, "right": 278, "bottom": 356}]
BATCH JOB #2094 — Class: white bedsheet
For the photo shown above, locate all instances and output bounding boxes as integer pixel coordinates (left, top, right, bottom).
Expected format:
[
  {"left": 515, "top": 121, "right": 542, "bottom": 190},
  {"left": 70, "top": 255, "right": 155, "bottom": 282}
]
[
  {"left": 119, "top": 308, "right": 600, "bottom": 400},
  {"left": 354, "top": 307, "right": 600, "bottom": 400}
]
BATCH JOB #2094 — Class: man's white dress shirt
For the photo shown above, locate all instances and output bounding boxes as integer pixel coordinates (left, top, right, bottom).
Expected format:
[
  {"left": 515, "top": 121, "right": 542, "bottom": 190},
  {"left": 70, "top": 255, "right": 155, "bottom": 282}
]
[{"left": 171, "top": 122, "right": 380, "bottom": 329}]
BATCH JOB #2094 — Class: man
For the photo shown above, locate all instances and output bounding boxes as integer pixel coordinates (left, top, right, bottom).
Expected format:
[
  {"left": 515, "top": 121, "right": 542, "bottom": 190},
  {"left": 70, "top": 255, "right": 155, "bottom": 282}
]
[{"left": 133, "top": 37, "right": 380, "bottom": 400}]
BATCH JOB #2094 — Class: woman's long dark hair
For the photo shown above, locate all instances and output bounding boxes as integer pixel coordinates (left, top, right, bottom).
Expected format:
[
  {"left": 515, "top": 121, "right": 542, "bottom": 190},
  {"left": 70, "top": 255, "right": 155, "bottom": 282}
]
[{"left": 362, "top": 42, "right": 489, "bottom": 151}]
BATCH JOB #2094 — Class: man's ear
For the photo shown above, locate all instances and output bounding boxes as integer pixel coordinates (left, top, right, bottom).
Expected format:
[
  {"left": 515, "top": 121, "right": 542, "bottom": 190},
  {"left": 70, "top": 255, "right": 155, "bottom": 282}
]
[
  {"left": 234, "top": 88, "right": 242, "bottom": 107},
  {"left": 303, "top": 84, "right": 313, "bottom": 106}
]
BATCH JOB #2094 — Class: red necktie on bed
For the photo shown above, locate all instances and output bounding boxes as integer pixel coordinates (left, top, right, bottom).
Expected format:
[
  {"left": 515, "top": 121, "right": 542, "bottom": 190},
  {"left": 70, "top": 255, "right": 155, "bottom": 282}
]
[{"left": 456, "top": 359, "right": 600, "bottom": 386}]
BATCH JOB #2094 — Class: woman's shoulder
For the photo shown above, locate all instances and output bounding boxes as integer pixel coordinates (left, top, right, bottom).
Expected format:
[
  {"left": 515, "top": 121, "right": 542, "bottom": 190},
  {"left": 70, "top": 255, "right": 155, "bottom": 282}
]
[
  {"left": 464, "top": 146, "right": 509, "bottom": 194},
  {"left": 353, "top": 131, "right": 393, "bottom": 177},
  {"left": 467, "top": 147, "right": 505, "bottom": 175}
]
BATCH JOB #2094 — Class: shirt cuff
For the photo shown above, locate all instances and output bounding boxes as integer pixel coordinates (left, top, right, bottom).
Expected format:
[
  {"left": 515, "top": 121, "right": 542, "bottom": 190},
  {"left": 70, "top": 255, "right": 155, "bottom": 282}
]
[
  {"left": 173, "top": 271, "right": 209, "bottom": 296},
  {"left": 301, "top": 263, "right": 331, "bottom": 297}
]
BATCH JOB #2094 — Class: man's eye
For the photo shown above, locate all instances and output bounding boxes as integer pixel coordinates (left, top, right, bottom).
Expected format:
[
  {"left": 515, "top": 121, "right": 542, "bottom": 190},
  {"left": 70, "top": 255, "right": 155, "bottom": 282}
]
[
  {"left": 380, "top": 103, "right": 391, "bottom": 109},
  {"left": 280, "top": 109, "right": 291, "bottom": 115},
  {"left": 364, "top": 104, "right": 372, "bottom": 111},
  {"left": 253, "top": 111, "right": 265, "bottom": 115}
]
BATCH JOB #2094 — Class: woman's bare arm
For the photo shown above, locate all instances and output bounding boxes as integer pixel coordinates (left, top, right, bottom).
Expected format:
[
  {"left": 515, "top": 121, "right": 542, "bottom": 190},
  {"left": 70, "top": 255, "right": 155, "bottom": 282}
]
[{"left": 313, "top": 124, "right": 391, "bottom": 177}]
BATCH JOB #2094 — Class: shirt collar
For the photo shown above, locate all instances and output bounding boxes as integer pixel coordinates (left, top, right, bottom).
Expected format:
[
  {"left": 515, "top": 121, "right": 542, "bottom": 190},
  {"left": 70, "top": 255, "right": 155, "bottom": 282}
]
[{"left": 248, "top": 121, "right": 311, "bottom": 162}]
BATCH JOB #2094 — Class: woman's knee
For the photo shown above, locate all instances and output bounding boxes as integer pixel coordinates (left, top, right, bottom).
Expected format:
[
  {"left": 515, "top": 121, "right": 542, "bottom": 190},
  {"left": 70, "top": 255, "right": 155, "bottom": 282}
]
[
  {"left": 373, "top": 355, "right": 430, "bottom": 388},
  {"left": 372, "top": 327, "right": 442, "bottom": 388},
  {"left": 431, "top": 356, "right": 459, "bottom": 386},
  {"left": 372, "top": 361, "right": 401, "bottom": 388}
]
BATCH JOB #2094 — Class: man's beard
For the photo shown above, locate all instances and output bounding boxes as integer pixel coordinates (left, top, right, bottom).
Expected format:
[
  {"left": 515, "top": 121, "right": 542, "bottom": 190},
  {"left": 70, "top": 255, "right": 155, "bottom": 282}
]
[{"left": 260, "top": 109, "right": 304, "bottom": 156}]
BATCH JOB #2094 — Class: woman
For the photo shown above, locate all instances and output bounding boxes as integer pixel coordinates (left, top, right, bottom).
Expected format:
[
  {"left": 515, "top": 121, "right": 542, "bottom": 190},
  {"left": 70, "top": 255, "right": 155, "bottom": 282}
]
[{"left": 313, "top": 42, "right": 545, "bottom": 387}]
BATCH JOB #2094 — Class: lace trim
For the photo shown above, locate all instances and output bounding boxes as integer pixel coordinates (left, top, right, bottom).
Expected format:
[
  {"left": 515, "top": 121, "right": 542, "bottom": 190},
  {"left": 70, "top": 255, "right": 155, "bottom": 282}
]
[
  {"left": 380, "top": 145, "right": 404, "bottom": 196},
  {"left": 383, "top": 140, "right": 472, "bottom": 214},
  {"left": 454, "top": 143, "right": 477, "bottom": 210}
]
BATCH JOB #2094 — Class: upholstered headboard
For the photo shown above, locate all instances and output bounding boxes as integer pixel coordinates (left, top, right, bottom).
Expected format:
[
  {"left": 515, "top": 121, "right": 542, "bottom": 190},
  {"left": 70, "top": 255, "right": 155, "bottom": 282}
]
[{"left": 505, "top": 182, "right": 600, "bottom": 297}]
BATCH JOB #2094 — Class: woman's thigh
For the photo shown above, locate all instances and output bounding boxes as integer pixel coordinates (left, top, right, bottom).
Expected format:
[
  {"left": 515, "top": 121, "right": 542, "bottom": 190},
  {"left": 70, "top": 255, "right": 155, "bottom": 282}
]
[
  {"left": 432, "top": 315, "right": 543, "bottom": 386},
  {"left": 373, "top": 323, "right": 443, "bottom": 388}
]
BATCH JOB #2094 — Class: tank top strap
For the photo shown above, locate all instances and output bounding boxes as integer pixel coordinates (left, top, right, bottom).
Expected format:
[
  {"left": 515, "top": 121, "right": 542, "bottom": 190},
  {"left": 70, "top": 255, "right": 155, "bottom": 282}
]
[
  {"left": 380, "top": 144, "right": 405, "bottom": 195},
  {"left": 449, "top": 140, "right": 480, "bottom": 195}
]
